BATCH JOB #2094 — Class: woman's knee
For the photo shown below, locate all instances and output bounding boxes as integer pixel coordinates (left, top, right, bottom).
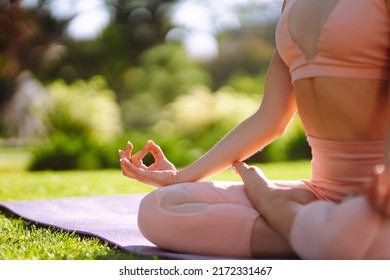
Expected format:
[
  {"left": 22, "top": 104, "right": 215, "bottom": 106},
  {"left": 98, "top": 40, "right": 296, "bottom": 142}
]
[
  {"left": 137, "top": 191, "right": 161, "bottom": 242},
  {"left": 159, "top": 186, "right": 198, "bottom": 209},
  {"left": 137, "top": 187, "right": 195, "bottom": 245}
]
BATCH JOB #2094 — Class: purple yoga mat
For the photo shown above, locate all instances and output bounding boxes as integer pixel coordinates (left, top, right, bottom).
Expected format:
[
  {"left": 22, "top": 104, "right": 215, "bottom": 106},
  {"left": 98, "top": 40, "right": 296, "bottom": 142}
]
[{"left": 0, "top": 194, "right": 231, "bottom": 260}]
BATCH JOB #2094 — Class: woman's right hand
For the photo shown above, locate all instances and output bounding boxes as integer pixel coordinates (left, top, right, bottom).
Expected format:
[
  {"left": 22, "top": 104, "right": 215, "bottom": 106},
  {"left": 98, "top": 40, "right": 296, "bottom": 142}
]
[
  {"left": 119, "top": 140, "right": 177, "bottom": 187},
  {"left": 365, "top": 164, "right": 390, "bottom": 217}
]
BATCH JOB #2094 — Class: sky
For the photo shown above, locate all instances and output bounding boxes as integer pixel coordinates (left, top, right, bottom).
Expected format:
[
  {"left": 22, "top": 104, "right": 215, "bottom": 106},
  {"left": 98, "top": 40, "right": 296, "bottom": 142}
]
[{"left": 21, "top": 0, "right": 282, "bottom": 60}]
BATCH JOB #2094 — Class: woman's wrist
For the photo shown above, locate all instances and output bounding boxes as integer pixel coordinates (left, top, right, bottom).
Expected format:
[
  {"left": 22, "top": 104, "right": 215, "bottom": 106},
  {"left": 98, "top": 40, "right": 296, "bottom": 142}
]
[
  {"left": 175, "top": 165, "right": 211, "bottom": 184},
  {"left": 175, "top": 168, "right": 196, "bottom": 184}
]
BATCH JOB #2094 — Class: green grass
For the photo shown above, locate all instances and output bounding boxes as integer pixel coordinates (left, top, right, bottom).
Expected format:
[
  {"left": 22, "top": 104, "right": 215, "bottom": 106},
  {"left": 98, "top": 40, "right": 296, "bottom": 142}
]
[
  {"left": 0, "top": 148, "right": 310, "bottom": 259},
  {"left": 0, "top": 169, "right": 156, "bottom": 260},
  {"left": 0, "top": 169, "right": 154, "bottom": 202}
]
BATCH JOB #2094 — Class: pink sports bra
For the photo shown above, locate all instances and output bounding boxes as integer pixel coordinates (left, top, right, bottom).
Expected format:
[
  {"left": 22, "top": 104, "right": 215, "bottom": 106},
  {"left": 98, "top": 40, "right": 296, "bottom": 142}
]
[{"left": 276, "top": 0, "right": 390, "bottom": 83}]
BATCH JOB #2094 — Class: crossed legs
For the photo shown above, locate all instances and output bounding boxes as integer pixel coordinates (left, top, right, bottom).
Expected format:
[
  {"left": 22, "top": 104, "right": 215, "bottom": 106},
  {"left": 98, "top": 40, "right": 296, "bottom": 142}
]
[{"left": 138, "top": 181, "right": 300, "bottom": 258}]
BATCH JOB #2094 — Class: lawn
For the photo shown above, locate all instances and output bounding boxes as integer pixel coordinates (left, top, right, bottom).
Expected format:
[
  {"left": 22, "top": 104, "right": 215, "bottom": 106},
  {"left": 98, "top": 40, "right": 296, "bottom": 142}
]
[{"left": 0, "top": 148, "right": 311, "bottom": 260}]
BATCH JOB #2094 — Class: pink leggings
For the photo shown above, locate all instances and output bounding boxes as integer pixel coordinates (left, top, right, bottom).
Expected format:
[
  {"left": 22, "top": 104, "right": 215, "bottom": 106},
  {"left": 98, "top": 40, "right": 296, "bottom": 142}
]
[
  {"left": 138, "top": 181, "right": 390, "bottom": 259},
  {"left": 138, "top": 136, "right": 385, "bottom": 259},
  {"left": 138, "top": 180, "right": 307, "bottom": 258},
  {"left": 290, "top": 197, "right": 390, "bottom": 259},
  {"left": 138, "top": 181, "right": 257, "bottom": 257}
]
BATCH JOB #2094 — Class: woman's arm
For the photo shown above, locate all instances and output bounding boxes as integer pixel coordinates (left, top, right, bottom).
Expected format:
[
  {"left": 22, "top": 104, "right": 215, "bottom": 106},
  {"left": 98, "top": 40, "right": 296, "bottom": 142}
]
[
  {"left": 120, "top": 51, "right": 296, "bottom": 187},
  {"left": 174, "top": 1, "right": 291, "bottom": 183},
  {"left": 176, "top": 50, "right": 297, "bottom": 182}
]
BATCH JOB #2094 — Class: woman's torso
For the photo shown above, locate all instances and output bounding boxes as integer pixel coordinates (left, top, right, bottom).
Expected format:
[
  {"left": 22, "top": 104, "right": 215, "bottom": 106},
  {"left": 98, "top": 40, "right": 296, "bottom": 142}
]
[
  {"left": 276, "top": 0, "right": 390, "bottom": 142},
  {"left": 295, "top": 78, "right": 388, "bottom": 141}
]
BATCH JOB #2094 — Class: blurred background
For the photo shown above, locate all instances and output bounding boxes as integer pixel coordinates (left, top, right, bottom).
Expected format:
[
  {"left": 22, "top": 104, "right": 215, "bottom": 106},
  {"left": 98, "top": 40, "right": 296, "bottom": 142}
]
[{"left": 0, "top": 0, "right": 310, "bottom": 171}]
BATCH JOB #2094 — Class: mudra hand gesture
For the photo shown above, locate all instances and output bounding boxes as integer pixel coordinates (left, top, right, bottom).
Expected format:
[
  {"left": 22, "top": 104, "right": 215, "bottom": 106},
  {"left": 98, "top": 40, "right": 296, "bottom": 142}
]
[{"left": 119, "top": 140, "right": 177, "bottom": 187}]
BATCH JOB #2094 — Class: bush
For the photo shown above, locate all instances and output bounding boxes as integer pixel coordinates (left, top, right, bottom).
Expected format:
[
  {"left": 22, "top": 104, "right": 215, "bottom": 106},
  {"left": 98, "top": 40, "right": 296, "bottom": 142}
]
[
  {"left": 257, "top": 116, "right": 311, "bottom": 163},
  {"left": 29, "top": 77, "right": 123, "bottom": 170},
  {"left": 34, "top": 77, "right": 122, "bottom": 143},
  {"left": 150, "top": 86, "right": 311, "bottom": 166},
  {"left": 151, "top": 86, "right": 259, "bottom": 166}
]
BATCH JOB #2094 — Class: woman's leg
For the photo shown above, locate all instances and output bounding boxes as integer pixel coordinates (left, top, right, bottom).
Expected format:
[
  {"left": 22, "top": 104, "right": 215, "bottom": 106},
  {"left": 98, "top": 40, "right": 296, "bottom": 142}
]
[
  {"left": 290, "top": 197, "right": 384, "bottom": 259},
  {"left": 138, "top": 181, "right": 295, "bottom": 258}
]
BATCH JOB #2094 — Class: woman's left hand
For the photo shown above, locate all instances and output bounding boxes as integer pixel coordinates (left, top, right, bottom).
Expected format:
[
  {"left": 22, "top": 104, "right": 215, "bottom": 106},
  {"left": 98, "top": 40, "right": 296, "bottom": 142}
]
[{"left": 119, "top": 140, "right": 177, "bottom": 187}]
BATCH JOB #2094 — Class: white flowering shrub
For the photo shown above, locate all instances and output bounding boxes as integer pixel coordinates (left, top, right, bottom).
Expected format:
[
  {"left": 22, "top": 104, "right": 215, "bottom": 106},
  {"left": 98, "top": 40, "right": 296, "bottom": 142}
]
[{"left": 30, "top": 77, "right": 123, "bottom": 170}]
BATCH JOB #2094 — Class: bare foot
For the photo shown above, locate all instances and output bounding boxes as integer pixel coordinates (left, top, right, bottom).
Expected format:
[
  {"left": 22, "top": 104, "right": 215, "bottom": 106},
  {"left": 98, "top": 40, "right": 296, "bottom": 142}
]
[{"left": 233, "top": 162, "right": 316, "bottom": 240}]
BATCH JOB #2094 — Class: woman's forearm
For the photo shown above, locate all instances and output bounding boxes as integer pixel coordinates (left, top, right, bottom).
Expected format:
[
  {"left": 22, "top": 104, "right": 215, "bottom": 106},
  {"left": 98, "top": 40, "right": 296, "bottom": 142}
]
[{"left": 176, "top": 111, "right": 283, "bottom": 183}]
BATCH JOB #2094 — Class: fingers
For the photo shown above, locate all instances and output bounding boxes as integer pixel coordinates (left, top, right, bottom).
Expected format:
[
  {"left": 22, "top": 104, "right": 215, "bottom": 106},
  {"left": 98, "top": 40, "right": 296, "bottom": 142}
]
[
  {"left": 119, "top": 142, "right": 134, "bottom": 163},
  {"left": 119, "top": 142, "right": 132, "bottom": 162},
  {"left": 120, "top": 157, "right": 172, "bottom": 187},
  {"left": 131, "top": 141, "right": 151, "bottom": 168},
  {"left": 118, "top": 149, "right": 126, "bottom": 159},
  {"left": 120, "top": 158, "right": 150, "bottom": 184},
  {"left": 119, "top": 141, "right": 155, "bottom": 168},
  {"left": 147, "top": 140, "right": 166, "bottom": 161},
  {"left": 124, "top": 141, "right": 133, "bottom": 159},
  {"left": 366, "top": 165, "right": 390, "bottom": 216},
  {"left": 379, "top": 164, "right": 390, "bottom": 216},
  {"left": 374, "top": 165, "right": 388, "bottom": 213},
  {"left": 131, "top": 140, "right": 168, "bottom": 169}
]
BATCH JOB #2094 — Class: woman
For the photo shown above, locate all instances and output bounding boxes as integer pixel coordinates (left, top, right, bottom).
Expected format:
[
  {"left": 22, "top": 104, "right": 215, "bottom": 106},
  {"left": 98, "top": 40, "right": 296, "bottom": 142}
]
[{"left": 119, "top": 0, "right": 390, "bottom": 258}]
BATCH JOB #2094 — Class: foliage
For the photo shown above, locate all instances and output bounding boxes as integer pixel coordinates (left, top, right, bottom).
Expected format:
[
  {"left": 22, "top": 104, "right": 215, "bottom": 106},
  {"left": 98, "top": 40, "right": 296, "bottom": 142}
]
[
  {"left": 208, "top": 30, "right": 274, "bottom": 90},
  {"left": 0, "top": 0, "right": 69, "bottom": 108},
  {"left": 29, "top": 77, "right": 123, "bottom": 170},
  {"left": 37, "top": 77, "right": 122, "bottom": 142},
  {"left": 226, "top": 72, "right": 266, "bottom": 95},
  {"left": 0, "top": 0, "right": 310, "bottom": 169},
  {"left": 0, "top": 0, "right": 179, "bottom": 132},
  {"left": 119, "top": 43, "right": 211, "bottom": 129},
  {"left": 62, "top": 0, "right": 177, "bottom": 91},
  {"left": 151, "top": 86, "right": 259, "bottom": 166},
  {"left": 148, "top": 85, "right": 310, "bottom": 166},
  {"left": 258, "top": 116, "right": 311, "bottom": 163}
]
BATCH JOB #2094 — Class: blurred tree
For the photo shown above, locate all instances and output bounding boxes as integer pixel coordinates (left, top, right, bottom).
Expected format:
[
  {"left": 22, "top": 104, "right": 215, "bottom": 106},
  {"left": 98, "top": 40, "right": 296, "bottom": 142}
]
[
  {"left": 0, "top": 0, "right": 68, "bottom": 116},
  {"left": 63, "top": 0, "right": 177, "bottom": 95},
  {"left": 0, "top": 0, "right": 178, "bottom": 139},
  {"left": 204, "top": 0, "right": 279, "bottom": 90},
  {"left": 208, "top": 30, "right": 274, "bottom": 90}
]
